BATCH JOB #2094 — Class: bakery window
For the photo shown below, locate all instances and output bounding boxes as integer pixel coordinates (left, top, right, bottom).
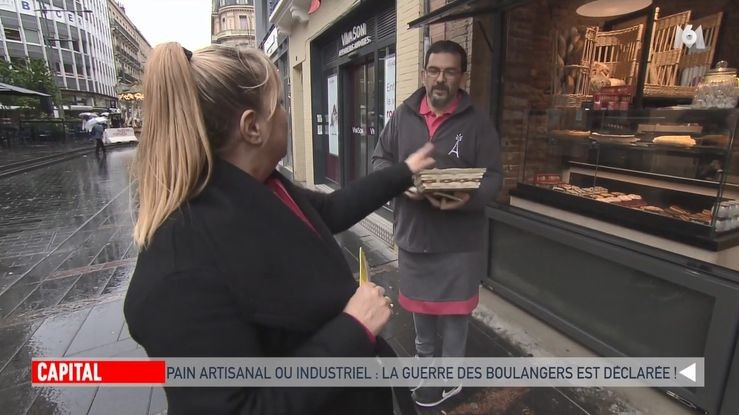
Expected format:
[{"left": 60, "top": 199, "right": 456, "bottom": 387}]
[{"left": 515, "top": 107, "right": 739, "bottom": 250}]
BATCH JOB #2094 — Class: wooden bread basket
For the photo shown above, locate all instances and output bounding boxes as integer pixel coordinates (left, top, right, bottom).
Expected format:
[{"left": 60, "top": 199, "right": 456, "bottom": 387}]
[{"left": 413, "top": 168, "right": 487, "bottom": 193}]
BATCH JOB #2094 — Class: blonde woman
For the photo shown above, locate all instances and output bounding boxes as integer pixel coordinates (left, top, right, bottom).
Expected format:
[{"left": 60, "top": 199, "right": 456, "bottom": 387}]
[{"left": 123, "top": 43, "right": 434, "bottom": 414}]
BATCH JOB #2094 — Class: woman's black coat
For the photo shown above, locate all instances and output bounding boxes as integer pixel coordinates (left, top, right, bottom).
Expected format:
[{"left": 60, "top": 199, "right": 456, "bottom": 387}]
[{"left": 124, "top": 159, "right": 414, "bottom": 414}]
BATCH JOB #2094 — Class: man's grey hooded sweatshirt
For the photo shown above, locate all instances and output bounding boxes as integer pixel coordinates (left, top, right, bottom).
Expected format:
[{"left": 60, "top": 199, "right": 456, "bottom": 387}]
[{"left": 372, "top": 87, "right": 503, "bottom": 254}]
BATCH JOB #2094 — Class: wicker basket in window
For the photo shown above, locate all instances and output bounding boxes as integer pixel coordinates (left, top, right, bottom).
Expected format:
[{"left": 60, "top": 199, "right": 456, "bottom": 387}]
[{"left": 413, "top": 168, "right": 487, "bottom": 193}]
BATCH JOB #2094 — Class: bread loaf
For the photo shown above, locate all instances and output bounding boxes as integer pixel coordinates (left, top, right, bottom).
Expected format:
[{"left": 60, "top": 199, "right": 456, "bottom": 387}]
[{"left": 653, "top": 135, "right": 696, "bottom": 147}]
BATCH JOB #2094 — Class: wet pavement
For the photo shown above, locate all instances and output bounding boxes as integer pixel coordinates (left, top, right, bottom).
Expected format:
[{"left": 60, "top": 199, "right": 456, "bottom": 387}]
[
  {"left": 0, "top": 142, "right": 92, "bottom": 170},
  {"left": 0, "top": 147, "right": 632, "bottom": 414},
  {"left": 0, "top": 148, "right": 151, "bottom": 414}
]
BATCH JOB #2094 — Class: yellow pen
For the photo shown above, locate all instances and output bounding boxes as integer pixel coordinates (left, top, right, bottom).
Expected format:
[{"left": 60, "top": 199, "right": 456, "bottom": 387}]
[{"left": 359, "top": 247, "right": 369, "bottom": 285}]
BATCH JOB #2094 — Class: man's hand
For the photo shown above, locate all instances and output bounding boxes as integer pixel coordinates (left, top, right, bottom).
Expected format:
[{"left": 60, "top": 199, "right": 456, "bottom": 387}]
[
  {"left": 404, "top": 186, "right": 425, "bottom": 201},
  {"left": 425, "top": 192, "right": 471, "bottom": 210}
]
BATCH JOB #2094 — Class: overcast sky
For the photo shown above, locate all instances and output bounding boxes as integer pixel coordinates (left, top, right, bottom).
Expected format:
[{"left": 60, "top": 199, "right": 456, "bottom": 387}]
[{"left": 120, "top": 0, "right": 212, "bottom": 50}]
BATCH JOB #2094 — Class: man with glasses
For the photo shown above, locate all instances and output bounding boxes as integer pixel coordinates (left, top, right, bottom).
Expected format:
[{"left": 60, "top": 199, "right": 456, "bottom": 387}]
[{"left": 372, "top": 40, "right": 502, "bottom": 408}]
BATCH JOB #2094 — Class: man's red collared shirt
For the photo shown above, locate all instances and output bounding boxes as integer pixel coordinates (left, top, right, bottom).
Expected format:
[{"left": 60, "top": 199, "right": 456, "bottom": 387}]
[{"left": 419, "top": 93, "right": 461, "bottom": 139}]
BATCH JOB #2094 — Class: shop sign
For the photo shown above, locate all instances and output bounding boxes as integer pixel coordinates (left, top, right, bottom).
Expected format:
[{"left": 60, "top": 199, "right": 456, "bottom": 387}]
[
  {"left": 327, "top": 74, "right": 339, "bottom": 156},
  {"left": 351, "top": 126, "right": 376, "bottom": 135},
  {"left": 0, "top": 0, "right": 86, "bottom": 28},
  {"left": 674, "top": 24, "right": 706, "bottom": 50},
  {"left": 339, "top": 23, "right": 372, "bottom": 57},
  {"left": 384, "top": 55, "right": 396, "bottom": 125},
  {"left": 264, "top": 28, "right": 278, "bottom": 57}
]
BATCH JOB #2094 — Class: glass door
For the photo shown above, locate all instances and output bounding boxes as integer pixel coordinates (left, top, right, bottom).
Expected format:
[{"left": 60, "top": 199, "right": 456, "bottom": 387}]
[{"left": 346, "top": 59, "right": 376, "bottom": 183}]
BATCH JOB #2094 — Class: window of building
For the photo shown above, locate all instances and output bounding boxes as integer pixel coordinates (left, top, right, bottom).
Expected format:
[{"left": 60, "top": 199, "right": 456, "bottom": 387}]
[
  {"left": 54, "top": 62, "right": 61, "bottom": 73},
  {"left": 24, "top": 29, "right": 40, "bottom": 44},
  {"left": 239, "top": 16, "right": 248, "bottom": 30},
  {"left": 64, "top": 64, "right": 73, "bottom": 73},
  {"left": 11, "top": 57, "right": 26, "bottom": 68},
  {"left": 4, "top": 28, "right": 21, "bottom": 42}
]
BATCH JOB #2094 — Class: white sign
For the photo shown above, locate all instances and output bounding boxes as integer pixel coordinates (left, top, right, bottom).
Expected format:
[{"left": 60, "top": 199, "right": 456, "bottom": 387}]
[
  {"left": 103, "top": 128, "right": 137, "bottom": 144},
  {"left": 264, "top": 27, "right": 278, "bottom": 57},
  {"left": 674, "top": 24, "right": 706, "bottom": 50},
  {"left": 341, "top": 23, "right": 367, "bottom": 46},
  {"left": 383, "top": 54, "right": 396, "bottom": 126},
  {"left": 338, "top": 23, "right": 371, "bottom": 57},
  {"left": 327, "top": 74, "right": 339, "bottom": 156}
]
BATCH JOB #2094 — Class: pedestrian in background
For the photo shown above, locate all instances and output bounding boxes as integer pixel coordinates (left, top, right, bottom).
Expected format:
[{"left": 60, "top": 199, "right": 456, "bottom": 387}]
[
  {"left": 124, "top": 43, "right": 434, "bottom": 414},
  {"left": 91, "top": 121, "right": 106, "bottom": 156},
  {"left": 372, "top": 40, "right": 503, "bottom": 408}
]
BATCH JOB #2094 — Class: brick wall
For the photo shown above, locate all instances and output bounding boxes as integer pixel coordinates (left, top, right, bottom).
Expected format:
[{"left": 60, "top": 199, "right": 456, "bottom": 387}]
[
  {"left": 396, "top": 0, "right": 424, "bottom": 102},
  {"left": 427, "top": 0, "right": 474, "bottom": 92},
  {"left": 469, "top": 15, "right": 493, "bottom": 115}
]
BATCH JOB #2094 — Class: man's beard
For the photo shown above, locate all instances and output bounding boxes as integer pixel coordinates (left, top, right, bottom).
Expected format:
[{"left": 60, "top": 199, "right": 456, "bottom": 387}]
[{"left": 429, "top": 85, "right": 453, "bottom": 108}]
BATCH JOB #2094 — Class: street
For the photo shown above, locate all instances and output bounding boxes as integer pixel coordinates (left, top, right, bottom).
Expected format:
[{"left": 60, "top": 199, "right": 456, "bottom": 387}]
[{"left": 0, "top": 148, "right": 161, "bottom": 414}]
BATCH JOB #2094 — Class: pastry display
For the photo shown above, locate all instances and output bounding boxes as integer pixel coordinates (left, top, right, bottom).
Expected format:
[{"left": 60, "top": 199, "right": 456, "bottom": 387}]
[
  {"left": 640, "top": 205, "right": 664, "bottom": 213},
  {"left": 652, "top": 135, "right": 697, "bottom": 147},
  {"left": 590, "top": 132, "right": 638, "bottom": 144},
  {"left": 546, "top": 182, "right": 737, "bottom": 231}
]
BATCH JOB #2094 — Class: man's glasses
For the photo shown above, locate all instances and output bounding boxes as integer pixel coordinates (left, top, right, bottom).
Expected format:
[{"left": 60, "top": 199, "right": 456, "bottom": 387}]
[{"left": 424, "top": 67, "right": 461, "bottom": 78}]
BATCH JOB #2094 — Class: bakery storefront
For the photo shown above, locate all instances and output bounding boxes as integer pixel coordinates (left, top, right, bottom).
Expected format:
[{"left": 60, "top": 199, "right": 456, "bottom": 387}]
[
  {"left": 310, "top": 0, "right": 396, "bottom": 189},
  {"left": 264, "top": 27, "right": 294, "bottom": 178},
  {"left": 413, "top": 0, "right": 739, "bottom": 414}
]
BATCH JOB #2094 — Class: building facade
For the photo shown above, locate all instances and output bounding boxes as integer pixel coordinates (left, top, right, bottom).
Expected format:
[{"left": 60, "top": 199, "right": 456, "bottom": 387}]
[
  {"left": 211, "top": 0, "right": 256, "bottom": 48},
  {"left": 256, "top": 0, "right": 292, "bottom": 175},
  {"left": 270, "top": 0, "right": 423, "bottom": 190},
  {"left": 0, "top": 0, "right": 117, "bottom": 108},
  {"left": 108, "top": 0, "right": 150, "bottom": 88}
]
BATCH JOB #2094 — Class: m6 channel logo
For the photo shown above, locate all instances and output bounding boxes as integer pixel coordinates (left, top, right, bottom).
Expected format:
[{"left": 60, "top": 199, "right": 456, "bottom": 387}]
[{"left": 673, "top": 24, "right": 706, "bottom": 50}]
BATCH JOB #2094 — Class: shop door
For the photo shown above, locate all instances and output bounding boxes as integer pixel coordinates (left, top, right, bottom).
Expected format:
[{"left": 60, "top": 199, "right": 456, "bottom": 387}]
[{"left": 346, "top": 59, "right": 376, "bottom": 183}]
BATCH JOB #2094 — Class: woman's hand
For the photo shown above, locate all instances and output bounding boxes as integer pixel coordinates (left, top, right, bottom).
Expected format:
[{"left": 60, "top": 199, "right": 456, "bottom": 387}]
[
  {"left": 404, "top": 143, "right": 435, "bottom": 174},
  {"left": 344, "top": 283, "right": 393, "bottom": 336}
]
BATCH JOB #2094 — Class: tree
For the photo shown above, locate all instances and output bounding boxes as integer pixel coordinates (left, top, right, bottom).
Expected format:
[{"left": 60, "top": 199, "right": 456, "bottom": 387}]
[{"left": 0, "top": 59, "right": 60, "bottom": 117}]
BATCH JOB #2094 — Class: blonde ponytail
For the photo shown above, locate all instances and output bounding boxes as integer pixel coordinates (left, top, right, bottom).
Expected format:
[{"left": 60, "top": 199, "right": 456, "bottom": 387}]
[
  {"left": 133, "top": 43, "right": 280, "bottom": 247},
  {"left": 133, "top": 43, "right": 212, "bottom": 247}
]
